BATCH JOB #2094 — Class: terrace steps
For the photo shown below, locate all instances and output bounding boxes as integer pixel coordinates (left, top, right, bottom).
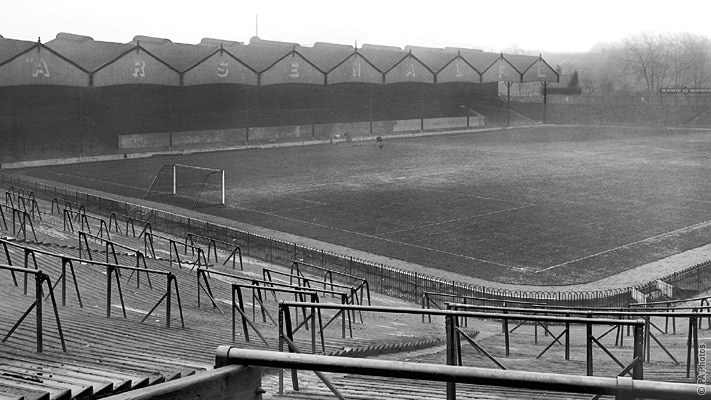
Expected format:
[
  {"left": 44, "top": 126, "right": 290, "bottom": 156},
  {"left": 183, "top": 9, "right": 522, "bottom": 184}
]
[
  {"left": 2, "top": 189, "right": 709, "bottom": 399},
  {"left": 1, "top": 194, "right": 450, "bottom": 399}
]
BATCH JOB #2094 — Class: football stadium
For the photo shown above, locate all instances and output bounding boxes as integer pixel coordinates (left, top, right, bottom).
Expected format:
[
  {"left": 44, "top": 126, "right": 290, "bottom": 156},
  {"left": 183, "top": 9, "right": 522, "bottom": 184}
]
[{"left": 1, "top": 30, "right": 710, "bottom": 400}]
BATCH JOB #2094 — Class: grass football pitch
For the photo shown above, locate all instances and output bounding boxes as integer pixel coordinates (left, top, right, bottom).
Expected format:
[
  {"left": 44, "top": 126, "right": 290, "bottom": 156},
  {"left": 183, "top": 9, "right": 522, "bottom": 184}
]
[{"left": 19, "top": 125, "right": 711, "bottom": 285}]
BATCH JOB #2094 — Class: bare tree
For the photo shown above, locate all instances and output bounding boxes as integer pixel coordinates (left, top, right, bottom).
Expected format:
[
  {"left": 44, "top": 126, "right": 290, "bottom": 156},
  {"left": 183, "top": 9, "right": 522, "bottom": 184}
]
[
  {"left": 680, "top": 34, "right": 711, "bottom": 87},
  {"left": 618, "top": 32, "right": 711, "bottom": 92},
  {"left": 620, "top": 33, "right": 668, "bottom": 92}
]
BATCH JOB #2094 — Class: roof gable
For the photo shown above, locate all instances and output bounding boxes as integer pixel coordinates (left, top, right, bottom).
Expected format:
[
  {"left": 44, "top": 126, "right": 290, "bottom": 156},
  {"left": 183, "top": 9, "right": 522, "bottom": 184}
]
[
  {"left": 0, "top": 43, "right": 89, "bottom": 86},
  {"left": 46, "top": 35, "right": 132, "bottom": 71},
  {"left": 437, "top": 55, "right": 480, "bottom": 83},
  {"left": 136, "top": 41, "right": 216, "bottom": 72},
  {"left": 384, "top": 53, "right": 434, "bottom": 84},
  {"left": 93, "top": 46, "right": 180, "bottom": 86},
  {"left": 327, "top": 52, "right": 382, "bottom": 84},
  {"left": 183, "top": 48, "right": 258, "bottom": 85},
  {"left": 260, "top": 50, "right": 324, "bottom": 85},
  {"left": 0, "top": 38, "right": 36, "bottom": 64}
]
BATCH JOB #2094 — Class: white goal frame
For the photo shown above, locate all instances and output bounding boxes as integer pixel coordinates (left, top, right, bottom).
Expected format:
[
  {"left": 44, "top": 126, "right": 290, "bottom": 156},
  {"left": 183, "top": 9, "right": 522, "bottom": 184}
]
[
  {"left": 170, "top": 164, "right": 225, "bottom": 205},
  {"left": 146, "top": 163, "right": 225, "bottom": 205}
]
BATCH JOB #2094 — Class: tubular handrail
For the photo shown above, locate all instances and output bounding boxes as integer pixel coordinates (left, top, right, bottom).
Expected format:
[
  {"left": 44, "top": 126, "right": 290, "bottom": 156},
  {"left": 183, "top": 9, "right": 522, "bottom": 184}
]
[
  {"left": 277, "top": 302, "right": 646, "bottom": 396},
  {"left": 423, "top": 291, "right": 547, "bottom": 306},
  {"left": 422, "top": 291, "right": 547, "bottom": 323},
  {"left": 1, "top": 238, "right": 169, "bottom": 276},
  {"left": 2, "top": 205, "right": 38, "bottom": 241},
  {"left": 0, "top": 238, "right": 184, "bottom": 328},
  {"left": 265, "top": 267, "right": 364, "bottom": 323},
  {"left": 215, "top": 347, "right": 707, "bottom": 400},
  {"left": 446, "top": 301, "right": 705, "bottom": 377},
  {"left": 77, "top": 230, "right": 154, "bottom": 288},
  {"left": 279, "top": 301, "right": 646, "bottom": 325},
  {"left": 185, "top": 231, "right": 244, "bottom": 270},
  {"left": 4, "top": 190, "right": 41, "bottom": 221},
  {"left": 630, "top": 295, "right": 711, "bottom": 307},
  {"left": 445, "top": 302, "right": 711, "bottom": 318},
  {"left": 0, "top": 263, "right": 66, "bottom": 353},
  {"left": 265, "top": 268, "right": 354, "bottom": 292},
  {"left": 291, "top": 260, "right": 370, "bottom": 306},
  {"left": 195, "top": 267, "right": 261, "bottom": 312},
  {"left": 231, "top": 283, "right": 318, "bottom": 346}
]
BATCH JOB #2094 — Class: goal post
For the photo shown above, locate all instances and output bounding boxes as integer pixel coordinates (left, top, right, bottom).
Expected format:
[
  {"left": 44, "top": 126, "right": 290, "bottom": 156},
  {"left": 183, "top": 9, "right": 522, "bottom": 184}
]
[{"left": 146, "top": 164, "right": 225, "bottom": 207}]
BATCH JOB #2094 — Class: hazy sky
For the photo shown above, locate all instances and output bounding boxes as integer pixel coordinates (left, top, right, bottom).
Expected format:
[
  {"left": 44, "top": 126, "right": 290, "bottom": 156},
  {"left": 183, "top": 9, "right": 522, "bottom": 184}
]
[{"left": 3, "top": 0, "right": 711, "bottom": 53}]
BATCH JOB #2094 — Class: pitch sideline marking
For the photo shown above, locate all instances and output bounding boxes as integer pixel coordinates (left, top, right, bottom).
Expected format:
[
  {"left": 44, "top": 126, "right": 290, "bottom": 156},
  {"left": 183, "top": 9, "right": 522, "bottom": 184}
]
[
  {"left": 536, "top": 218, "right": 711, "bottom": 273},
  {"left": 45, "top": 171, "right": 147, "bottom": 192},
  {"left": 415, "top": 186, "right": 535, "bottom": 207},
  {"left": 224, "top": 203, "right": 519, "bottom": 269},
  {"left": 378, "top": 204, "right": 535, "bottom": 236}
]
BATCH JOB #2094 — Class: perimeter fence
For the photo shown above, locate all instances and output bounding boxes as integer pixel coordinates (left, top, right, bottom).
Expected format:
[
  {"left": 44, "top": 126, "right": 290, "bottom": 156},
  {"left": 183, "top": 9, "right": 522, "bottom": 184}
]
[{"left": 3, "top": 173, "right": 710, "bottom": 308}]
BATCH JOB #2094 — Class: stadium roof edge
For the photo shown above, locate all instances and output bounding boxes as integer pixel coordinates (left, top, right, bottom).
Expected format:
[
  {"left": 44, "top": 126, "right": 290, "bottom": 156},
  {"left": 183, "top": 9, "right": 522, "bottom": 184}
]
[
  {"left": 362, "top": 44, "right": 402, "bottom": 51},
  {"left": 131, "top": 35, "right": 172, "bottom": 45},
  {"left": 249, "top": 36, "right": 299, "bottom": 47},
  {"left": 313, "top": 42, "right": 354, "bottom": 50},
  {"left": 404, "top": 45, "right": 444, "bottom": 52},
  {"left": 55, "top": 32, "right": 94, "bottom": 42},
  {"left": 444, "top": 47, "right": 483, "bottom": 53},
  {"left": 200, "top": 38, "right": 244, "bottom": 47}
]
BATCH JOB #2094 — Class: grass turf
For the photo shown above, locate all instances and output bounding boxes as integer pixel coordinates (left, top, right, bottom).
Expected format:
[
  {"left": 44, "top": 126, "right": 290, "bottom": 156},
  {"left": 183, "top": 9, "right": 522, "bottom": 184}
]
[{"left": 17, "top": 125, "right": 711, "bottom": 285}]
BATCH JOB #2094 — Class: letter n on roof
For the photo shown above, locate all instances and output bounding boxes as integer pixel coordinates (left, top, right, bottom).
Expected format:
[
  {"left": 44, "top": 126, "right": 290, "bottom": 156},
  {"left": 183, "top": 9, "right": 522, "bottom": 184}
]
[{"left": 327, "top": 52, "right": 382, "bottom": 84}]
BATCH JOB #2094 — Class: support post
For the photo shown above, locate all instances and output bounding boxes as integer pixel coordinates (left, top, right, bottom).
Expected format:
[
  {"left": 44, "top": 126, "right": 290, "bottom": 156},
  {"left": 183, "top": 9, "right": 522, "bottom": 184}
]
[
  {"left": 35, "top": 273, "right": 43, "bottom": 353},
  {"left": 542, "top": 81, "right": 548, "bottom": 123},
  {"left": 587, "top": 320, "right": 593, "bottom": 376},
  {"left": 445, "top": 314, "right": 456, "bottom": 400},
  {"left": 221, "top": 170, "right": 225, "bottom": 205},
  {"left": 633, "top": 323, "right": 644, "bottom": 380}
]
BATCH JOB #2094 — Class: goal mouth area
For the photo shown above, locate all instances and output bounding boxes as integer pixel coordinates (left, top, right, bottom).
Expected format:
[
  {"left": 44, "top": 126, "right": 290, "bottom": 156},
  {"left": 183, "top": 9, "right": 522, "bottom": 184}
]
[{"left": 145, "top": 164, "right": 225, "bottom": 208}]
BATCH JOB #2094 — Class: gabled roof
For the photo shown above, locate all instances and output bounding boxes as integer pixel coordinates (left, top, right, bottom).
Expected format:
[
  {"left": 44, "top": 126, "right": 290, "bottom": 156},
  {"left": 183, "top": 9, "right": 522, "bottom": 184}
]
[
  {"left": 358, "top": 44, "right": 407, "bottom": 72},
  {"left": 223, "top": 43, "right": 292, "bottom": 72},
  {"left": 502, "top": 54, "right": 538, "bottom": 74},
  {"left": 521, "top": 56, "right": 559, "bottom": 82},
  {"left": 0, "top": 38, "right": 36, "bottom": 64},
  {"left": 133, "top": 40, "right": 216, "bottom": 72},
  {"left": 454, "top": 50, "right": 501, "bottom": 73},
  {"left": 406, "top": 46, "right": 456, "bottom": 73},
  {"left": 46, "top": 33, "right": 131, "bottom": 71},
  {"left": 297, "top": 43, "right": 354, "bottom": 72}
]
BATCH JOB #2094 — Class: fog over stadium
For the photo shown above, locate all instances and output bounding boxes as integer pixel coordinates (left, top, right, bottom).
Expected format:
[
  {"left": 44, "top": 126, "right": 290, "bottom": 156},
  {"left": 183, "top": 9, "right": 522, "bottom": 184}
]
[{"left": 3, "top": 0, "right": 710, "bottom": 53}]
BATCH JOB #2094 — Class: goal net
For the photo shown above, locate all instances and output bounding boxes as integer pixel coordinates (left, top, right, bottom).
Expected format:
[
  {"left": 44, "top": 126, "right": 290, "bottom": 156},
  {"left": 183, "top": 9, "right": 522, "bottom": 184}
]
[{"left": 145, "top": 164, "right": 225, "bottom": 208}]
